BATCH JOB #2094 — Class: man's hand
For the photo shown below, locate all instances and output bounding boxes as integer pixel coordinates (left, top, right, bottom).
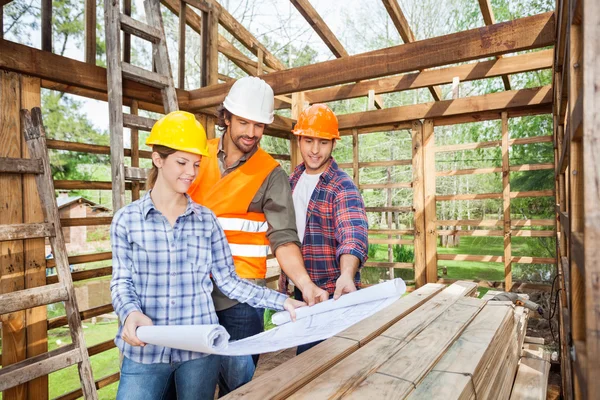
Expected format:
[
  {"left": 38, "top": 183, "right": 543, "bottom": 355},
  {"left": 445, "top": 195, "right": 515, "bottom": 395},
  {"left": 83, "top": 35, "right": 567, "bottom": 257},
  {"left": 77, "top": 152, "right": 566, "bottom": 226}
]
[
  {"left": 283, "top": 298, "right": 307, "bottom": 322},
  {"left": 333, "top": 274, "right": 357, "bottom": 300},
  {"left": 300, "top": 282, "right": 329, "bottom": 306},
  {"left": 122, "top": 311, "right": 153, "bottom": 346}
]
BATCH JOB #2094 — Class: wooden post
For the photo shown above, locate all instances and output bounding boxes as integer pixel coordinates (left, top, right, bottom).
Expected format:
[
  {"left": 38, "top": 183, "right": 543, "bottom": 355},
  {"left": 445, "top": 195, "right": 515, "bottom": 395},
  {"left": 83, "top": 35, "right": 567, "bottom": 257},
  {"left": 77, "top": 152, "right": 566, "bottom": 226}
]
[
  {"left": 123, "top": 0, "right": 132, "bottom": 63},
  {"left": 352, "top": 129, "right": 359, "bottom": 186},
  {"left": 569, "top": 21, "right": 585, "bottom": 399},
  {"left": 41, "top": 0, "right": 52, "bottom": 52},
  {"left": 1, "top": 71, "right": 26, "bottom": 400},
  {"left": 178, "top": 1, "right": 187, "bottom": 89},
  {"left": 412, "top": 120, "right": 426, "bottom": 287},
  {"left": 257, "top": 49, "right": 264, "bottom": 75},
  {"left": 422, "top": 119, "right": 437, "bottom": 283},
  {"left": 20, "top": 76, "right": 48, "bottom": 400},
  {"left": 85, "top": 0, "right": 97, "bottom": 64},
  {"left": 386, "top": 144, "right": 394, "bottom": 280},
  {"left": 104, "top": 0, "right": 126, "bottom": 212},
  {"left": 130, "top": 100, "right": 141, "bottom": 201},
  {"left": 583, "top": 0, "right": 600, "bottom": 396},
  {"left": 199, "top": 5, "right": 219, "bottom": 138},
  {"left": 501, "top": 111, "right": 512, "bottom": 291},
  {"left": 290, "top": 92, "right": 306, "bottom": 168}
]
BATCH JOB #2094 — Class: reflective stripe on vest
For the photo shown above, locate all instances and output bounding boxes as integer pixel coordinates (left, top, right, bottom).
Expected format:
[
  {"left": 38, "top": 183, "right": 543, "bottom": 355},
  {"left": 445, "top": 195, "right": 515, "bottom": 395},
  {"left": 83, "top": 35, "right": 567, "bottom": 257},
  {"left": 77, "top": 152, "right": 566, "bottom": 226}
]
[
  {"left": 228, "top": 243, "right": 270, "bottom": 258},
  {"left": 217, "top": 217, "right": 268, "bottom": 233}
]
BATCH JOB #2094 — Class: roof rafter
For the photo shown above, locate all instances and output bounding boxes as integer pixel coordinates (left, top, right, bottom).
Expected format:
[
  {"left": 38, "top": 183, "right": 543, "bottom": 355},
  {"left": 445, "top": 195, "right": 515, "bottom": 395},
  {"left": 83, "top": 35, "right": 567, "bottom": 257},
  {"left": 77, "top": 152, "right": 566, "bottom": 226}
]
[
  {"left": 477, "top": 0, "right": 511, "bottom": 90},
  {"left": 381, "top": 0, "right": 443, "bottom": 101},
  {"left": 186, "top": 12, "right": 555, "bottom": 110},
  {"left": 290, "top": 0, "right": 349, "bottom": 58}
]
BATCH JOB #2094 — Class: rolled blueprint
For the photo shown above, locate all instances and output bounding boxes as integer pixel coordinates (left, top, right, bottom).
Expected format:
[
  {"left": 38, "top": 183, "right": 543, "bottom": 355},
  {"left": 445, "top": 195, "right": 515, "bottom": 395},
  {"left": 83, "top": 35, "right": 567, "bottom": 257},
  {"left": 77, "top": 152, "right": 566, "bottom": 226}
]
[
  {"left": 137, "top": 324, "right": 230, "bottom": 354},
  {"left": 272, "top": 277, "right": 406, "bottom": 326}
]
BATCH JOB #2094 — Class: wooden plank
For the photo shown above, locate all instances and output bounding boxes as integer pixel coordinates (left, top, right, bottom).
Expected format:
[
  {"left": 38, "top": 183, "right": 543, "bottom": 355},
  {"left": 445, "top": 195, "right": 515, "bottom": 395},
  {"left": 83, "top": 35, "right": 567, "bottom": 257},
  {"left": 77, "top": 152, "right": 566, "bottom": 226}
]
[
  {"left": 381, "top": 0, "right": 442, "bottom": 100},
  {"left": 369, "top": 229, "right": 414, "bottom": 235},
  {"left": 21, "top": 75, "right": 48, "bottom": 400},
  {"left": 583, "top": 0, "right": 600, "bottom": 395},
  {"left": 412, "top": 121, "right": 426, "bottom": 287},
  {"left": 437, "top": 219, "right": 554, "bottom": 227},
  {"left": 124, "top": 166, "right": 149, "bottom": 181},
  {"left": 187, "top": 12, "right": 556, "bottom": 109},
  {"left": 123, "top": 113, "right": 157, "bottom": 132},
  {"left": 349, "top": 297, "right": 485, "bottom": 398},
  {"left": 46, "top": 251, "right": 112, "bottom": 268},
  {"left": 41, "top": 0, "right": 52, "bottom": 52},
  {"left": 178, "top": 1, "right": 186, "bottom": 89},
  {"left": 291, "top": 0, "right": 348, "bottom": 58},
  {"left": 437, "top": 254, "right": 556, "bottom": 264},
  {"left": 436, "top": 135, "right": 553, "bottom": 153},
  {"left": 0, "top": 223, "right": 55, "bottom": 241},
  {"left": 502, "top": 112, "right": 512, "bottom": 291},
  {"left": 477, "top": 0, "right": 511, "bottom": 90},
  {"left": 0, "top": 345, "right": 81, "bottom": 392},
  {"left": 289, "top": 282, "right": 477, "bottom": 399},
  {"left": 335, "top": 86, "right": 552, "bottom": 131},
  {"left": 120, "top": 14, "right": 162, "bottom": 43},
  {"left": 48, "top": 304, "right": 114, "bottom": 330},
  {"left": 436, "top": 190, "right": 554, "bottom": 201},
  {"left": 0, "top": 283, "right": 69, "bottom": 315},
  {"left": 436, "top": 162, "right": 554, "bottom": 176},
  {"left": 47, "top": 266, "right": 113, "bottom": 285},
  {"left": 363, "top": 262, "right": 413, "bottom": 269},
  {"left": 121, "top": 62, "right": 169, "bottom": 89},
  {"left": 0, "top": 157, "right": 43, "bottom": 174},
  {"left": 0, "top": 71, "right": 27, "bottom": 400},
  {"left": 54, "top": 180, "right": 133, "bottom": 191},
  {"left": 423, "top": 119, "right": 437, "bottom": 284},
  {"left": 339, "top": 159, "right": 413, "bottom": 168},
  {"left": 368, "top": 238, "right": 413, "bottom": 245},
  {"left": 365, "top": 206, "right": 412, "bottom": 213},
  {"left": 352, "top": 129, "right": 359, "bottom": 185},
  {"left": 85, "top": 0, "right": 96, "bottom": 64},
  {"left": 359, "top": 182, "right": 412, "bottom": 189},
  {"left": 130, "top": 100, "right": 141, "bottom": 200},
  {"left": 510, "top": 357, "right": 550, "bottom": 399},
  {"left": 305, "top": 50, "right": 553, "bottom": 106}
]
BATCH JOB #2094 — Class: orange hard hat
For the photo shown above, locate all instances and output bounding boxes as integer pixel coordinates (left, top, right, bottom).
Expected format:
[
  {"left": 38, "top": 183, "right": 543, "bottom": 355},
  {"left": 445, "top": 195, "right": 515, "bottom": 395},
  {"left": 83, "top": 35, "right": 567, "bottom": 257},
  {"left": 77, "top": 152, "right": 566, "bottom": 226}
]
[{"left": 292, "top": 104, "right": 340, "bottom": 140}]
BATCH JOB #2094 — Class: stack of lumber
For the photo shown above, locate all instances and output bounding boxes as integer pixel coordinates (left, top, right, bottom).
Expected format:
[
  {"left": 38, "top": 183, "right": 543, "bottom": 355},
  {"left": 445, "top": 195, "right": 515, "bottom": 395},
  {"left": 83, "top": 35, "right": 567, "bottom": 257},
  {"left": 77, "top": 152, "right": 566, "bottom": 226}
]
[
  {"left": 509, "top": 340, "right": 551, "bottom": 400},
  {"left": 224, "top": 281, "right": 533, "bottom": 400}
]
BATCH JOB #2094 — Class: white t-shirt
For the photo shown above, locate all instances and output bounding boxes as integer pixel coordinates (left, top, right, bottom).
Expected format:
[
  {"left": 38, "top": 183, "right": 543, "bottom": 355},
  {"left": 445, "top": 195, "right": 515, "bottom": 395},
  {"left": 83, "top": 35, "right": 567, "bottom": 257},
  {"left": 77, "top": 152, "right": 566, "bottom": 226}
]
[{"left": 292, "top": 171, "right": 322, "bottom": 243}]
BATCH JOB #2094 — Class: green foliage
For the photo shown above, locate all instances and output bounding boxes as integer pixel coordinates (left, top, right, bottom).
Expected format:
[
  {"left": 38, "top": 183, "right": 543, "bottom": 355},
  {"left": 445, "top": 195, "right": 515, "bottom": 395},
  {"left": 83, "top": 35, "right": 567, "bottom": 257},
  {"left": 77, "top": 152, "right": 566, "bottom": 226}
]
[
  {"left": 367, "top": 244, "right": 378, "bottom": 259},
  {"left": 393, "top": 244, "right": 414, "bottom": 263}
]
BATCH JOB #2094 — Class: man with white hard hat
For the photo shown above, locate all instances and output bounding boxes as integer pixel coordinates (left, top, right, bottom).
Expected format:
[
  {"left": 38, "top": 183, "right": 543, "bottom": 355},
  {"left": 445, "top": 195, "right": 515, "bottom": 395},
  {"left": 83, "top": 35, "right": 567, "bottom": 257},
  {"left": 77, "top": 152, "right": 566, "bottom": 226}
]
[{"left": 188, "top": 76, "right": 328, "bottom": 395}]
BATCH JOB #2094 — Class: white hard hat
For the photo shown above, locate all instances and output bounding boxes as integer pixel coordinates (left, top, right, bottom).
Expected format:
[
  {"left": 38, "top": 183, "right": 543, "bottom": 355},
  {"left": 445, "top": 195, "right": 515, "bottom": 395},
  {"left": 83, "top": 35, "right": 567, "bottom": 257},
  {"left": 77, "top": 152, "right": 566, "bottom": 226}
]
[{"left": 223, "top": 76, "right": 275, "bottom": 124}]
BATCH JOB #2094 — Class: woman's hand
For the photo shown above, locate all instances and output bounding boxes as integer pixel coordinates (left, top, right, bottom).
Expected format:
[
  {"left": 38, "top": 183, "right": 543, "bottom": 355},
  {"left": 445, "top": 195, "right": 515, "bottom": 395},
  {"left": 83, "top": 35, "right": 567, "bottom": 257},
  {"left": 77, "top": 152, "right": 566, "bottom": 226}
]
[
  {"left": 283, "top": 298, "right": 307, "bottom": 322},
  {"left": 122, "top": 311, "right": 153, "bottom": 346}
]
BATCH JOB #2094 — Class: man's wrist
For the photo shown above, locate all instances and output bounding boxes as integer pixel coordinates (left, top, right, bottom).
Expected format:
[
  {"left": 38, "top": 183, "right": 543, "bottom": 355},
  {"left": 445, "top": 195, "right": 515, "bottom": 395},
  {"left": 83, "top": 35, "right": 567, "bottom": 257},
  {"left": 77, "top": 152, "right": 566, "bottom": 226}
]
[{"left": 294, "top": 274, "right": 313, "bottom": 292}]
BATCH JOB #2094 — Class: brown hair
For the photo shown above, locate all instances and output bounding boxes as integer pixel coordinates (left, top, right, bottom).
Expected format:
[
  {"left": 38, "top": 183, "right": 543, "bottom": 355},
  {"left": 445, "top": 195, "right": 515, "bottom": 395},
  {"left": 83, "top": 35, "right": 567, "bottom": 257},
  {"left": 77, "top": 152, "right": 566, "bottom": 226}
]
[
  {"left": 216, "top": 105, "right": 232, "bottom": 134},
  {"left": 145, "top": 145, "right": 178, "bottom": 190}
]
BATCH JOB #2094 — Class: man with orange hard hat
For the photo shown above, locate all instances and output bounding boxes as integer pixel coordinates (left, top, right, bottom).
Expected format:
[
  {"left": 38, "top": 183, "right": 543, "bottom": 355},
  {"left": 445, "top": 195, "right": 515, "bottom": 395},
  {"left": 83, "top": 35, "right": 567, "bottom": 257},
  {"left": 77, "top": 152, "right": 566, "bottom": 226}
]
[
  {"left": 288, "top": 103, "right": 369, "bottom": 354},
  {"left": 187, "top": 77, "right": 328, "bottom": 395}
]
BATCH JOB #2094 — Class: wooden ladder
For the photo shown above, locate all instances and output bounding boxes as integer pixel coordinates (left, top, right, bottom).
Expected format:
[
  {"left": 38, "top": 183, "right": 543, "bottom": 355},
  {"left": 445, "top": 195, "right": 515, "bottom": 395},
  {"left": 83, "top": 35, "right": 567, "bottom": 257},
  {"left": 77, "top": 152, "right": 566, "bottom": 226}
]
[
  {"left": 104, "top": 0, "right": 179, "bottom": 211},
  {"left": 0, "top": 108, "right": 98, "bottom": 399}
]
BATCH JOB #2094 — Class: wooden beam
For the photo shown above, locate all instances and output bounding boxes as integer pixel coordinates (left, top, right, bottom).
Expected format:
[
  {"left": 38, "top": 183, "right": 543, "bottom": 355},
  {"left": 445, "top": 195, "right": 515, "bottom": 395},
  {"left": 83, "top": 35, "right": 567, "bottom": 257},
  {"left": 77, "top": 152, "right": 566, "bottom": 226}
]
[
  {"left": 187, "top": 12, "right": 555, "bottom": 109},
  {"left": 1, "top": 70, "right": 26, "bottom": 400},
  {"left": 423, "top": 119, "right": 437, "bottom": 284},
  {"left": 477, "top": 0, "right": 511, "bottom": 89},
  {"left": 291, "top": 0, "right": 348, "bottom": 58},
  {"left": 381, "top": 0, "right": 442, "bottom": 100},
  {"left": 178, "top": 1, "right": 186, "bottom": 89},
  {"left": 0, "top": 39, "right": 190, "bottom": 110},
  {"left": 85, "top": 0, "right": 96, "bottom": 64},
  {"left": 583, "top": 0, "right": 600, "bottom": 397},
  {"left": 41, "top": 0, "right": 52, "bottom": 52},
  {"left": 302, "top": 43, "right": 551, "bottom": 107},
  {"left": 336, "top": 86, "right": 552, "bottom": 131},
  {"left": 501, "top": 112, "right": 512, "bottom": 291},
  {"left": 412, "top": 121, "right": 426, "bottom": 287}
]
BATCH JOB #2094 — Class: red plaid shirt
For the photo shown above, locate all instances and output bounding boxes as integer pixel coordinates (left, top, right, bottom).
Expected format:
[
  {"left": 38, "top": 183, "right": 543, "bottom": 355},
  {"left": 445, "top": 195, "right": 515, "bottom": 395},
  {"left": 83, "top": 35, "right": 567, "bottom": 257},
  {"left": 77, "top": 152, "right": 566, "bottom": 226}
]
[{"left": 290, "top": 158, "right": 369, "bottom": 294}]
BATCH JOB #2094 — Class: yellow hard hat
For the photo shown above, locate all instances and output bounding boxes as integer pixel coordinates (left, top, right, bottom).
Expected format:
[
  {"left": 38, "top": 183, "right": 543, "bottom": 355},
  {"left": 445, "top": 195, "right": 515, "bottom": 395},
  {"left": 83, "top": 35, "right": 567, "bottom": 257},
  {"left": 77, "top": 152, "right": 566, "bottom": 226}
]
[{"left": 146, "top": 111, "right": 209, "bottom": 156}]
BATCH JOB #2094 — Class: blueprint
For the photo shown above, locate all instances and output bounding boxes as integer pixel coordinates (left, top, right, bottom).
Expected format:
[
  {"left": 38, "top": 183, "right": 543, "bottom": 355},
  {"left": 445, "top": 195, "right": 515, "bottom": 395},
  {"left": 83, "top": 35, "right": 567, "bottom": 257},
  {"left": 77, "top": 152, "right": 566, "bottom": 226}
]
[{"left": 137, "top": 278, "right": 406, "bottom": 356}]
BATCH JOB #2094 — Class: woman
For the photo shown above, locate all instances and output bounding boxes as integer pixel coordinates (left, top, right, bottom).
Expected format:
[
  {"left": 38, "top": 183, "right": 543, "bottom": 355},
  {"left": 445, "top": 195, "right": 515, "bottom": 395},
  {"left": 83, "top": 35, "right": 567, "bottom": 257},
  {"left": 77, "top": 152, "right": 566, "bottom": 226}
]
[{"left": 110, "top": 111, "right": 304, "bottom": 400}]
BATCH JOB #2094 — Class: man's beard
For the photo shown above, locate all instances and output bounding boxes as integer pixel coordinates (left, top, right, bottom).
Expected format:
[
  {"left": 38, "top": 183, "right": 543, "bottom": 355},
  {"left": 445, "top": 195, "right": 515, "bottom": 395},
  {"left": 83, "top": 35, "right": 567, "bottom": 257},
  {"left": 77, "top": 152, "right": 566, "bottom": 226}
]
[{"left": 233, "top": 134, "right": 259, "bottom": 153}]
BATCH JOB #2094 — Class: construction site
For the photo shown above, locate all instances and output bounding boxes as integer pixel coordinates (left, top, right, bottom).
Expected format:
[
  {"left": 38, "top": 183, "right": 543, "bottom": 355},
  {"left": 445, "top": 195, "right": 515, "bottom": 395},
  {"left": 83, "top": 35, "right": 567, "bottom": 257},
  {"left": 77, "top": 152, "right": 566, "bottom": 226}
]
[{"left": 0, "top": 0, "right": 598, "bottom": 398}]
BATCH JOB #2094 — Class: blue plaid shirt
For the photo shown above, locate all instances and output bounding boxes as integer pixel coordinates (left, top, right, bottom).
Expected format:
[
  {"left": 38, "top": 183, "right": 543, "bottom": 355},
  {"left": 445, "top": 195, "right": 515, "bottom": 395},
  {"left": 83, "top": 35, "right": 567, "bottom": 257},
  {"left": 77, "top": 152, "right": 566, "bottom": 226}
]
[{"left": 110, "top": 192, "right": 287, "bottom": 364}]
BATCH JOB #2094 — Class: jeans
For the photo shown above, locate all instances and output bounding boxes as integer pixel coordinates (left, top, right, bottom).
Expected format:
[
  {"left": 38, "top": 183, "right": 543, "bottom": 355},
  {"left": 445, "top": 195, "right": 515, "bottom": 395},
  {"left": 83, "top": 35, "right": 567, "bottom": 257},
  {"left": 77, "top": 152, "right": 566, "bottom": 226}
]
[
  {"left": 116, "top": 355, "right": 220, "bottom": 400},
  {"left": 216, "top": 302, "right": 265, "bottom": 396}
]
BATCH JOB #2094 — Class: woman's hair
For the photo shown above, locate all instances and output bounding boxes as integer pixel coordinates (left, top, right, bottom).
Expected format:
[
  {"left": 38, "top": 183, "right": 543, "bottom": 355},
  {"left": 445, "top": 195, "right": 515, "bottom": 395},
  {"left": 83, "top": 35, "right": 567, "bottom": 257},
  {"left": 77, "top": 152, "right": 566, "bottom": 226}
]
[
  {"left": 146, "top": 145, "right": 177, "bottom": 190},
  {"left": 216, "top": 105, "right": 232, "bottom": 133}
]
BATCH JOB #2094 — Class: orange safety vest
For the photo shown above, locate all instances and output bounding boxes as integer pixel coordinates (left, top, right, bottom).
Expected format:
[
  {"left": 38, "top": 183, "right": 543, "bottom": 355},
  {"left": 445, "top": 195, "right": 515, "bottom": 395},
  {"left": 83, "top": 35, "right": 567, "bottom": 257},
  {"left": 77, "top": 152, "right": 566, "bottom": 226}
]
[{"left": 188, "top": 138, "right": 280, "bottom": 279}]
